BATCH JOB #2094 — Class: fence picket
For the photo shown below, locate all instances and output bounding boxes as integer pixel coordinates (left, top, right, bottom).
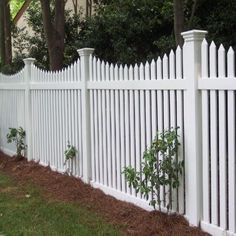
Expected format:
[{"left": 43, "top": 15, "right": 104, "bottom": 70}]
[
  {"left": 227, "top": 47, "right": 236, "bottom": 233},
  {"left": 201, "top": 39, "right": 210, "bottom": 223},
  {"left": 209, "top": 41, "right": 218, "bottom": 226}
]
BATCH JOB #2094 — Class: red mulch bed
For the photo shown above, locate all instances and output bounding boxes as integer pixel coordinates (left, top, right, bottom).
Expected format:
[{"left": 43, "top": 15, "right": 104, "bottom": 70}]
[{"left": 0, "top": 151, "right": 209, "bottom": 236}]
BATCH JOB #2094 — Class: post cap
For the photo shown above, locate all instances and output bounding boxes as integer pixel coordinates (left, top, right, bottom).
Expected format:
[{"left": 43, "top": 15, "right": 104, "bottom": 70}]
[
  {"left": 77, "top": 48, "right": 94, "bottom": 57},
  {"left": 181, "top": 29, "right": 208, "bottom": 42},
  {"left": 23, "top": 58, "right": 36, "bottom": 65}
]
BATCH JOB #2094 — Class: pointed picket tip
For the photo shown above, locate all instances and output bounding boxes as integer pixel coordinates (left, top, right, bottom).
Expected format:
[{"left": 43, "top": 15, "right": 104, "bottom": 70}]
[
  {"left": 219, "top": 44, "right": 225, "bottom": 52},
  {"left": 134, "top": 63, "right": 139, "bottom": 69},
  {"left": 228, "top": 46, "right": 235, "bottom": 55},
  {"left": 210, "top": 41, "right": 216, "bottom": 48},
  {"left": 176, "top": 45, "right": 181, "bottom": 53},
  {"left": 110, "top": 63, "right": 114, "bottom": 69},
  {"left": 170, "top": 50, "right": 175, "bottom": 57},
  {"left": 145, "top": 61, "right": 150, "bottom": 67},
  {"left": 151, "top": 59, "right": 155, "bottom": 65},
  {"left": 202, "top": 38, "right": 208, "bottom": 46},
  {"left": 124, "top": 64, "right": 128, "bottom": 70},
  {"left": 114, "top": 64, "right": 118, "bottom": 69},
  {"left": 163, "top": 54, "right": 168, "bottom": 60},
  {"left": 157, "top": 56, "right": 162, "bottom": 62}
]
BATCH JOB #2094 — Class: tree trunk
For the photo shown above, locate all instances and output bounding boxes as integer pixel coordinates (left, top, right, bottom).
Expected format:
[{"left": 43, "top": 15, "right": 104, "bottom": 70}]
[
  {"left": 40, "top": 0, "right": 65, "bottom": 71},
  {"left": 0, "top": 1, "right": 6, "bottom": 64},
  {"left": 174, "top": 0, "right": 184, "bottom": 47},
  {"left": 4, "top": 0, "right": 12, "bottom": 65},
  {"left": 0, "top": 0, "right": 12, "bottom": 66}
]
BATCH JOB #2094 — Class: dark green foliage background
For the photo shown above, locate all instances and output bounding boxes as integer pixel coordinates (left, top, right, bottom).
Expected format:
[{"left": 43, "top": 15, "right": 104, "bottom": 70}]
[{"left": 1, "top": 0, "right": 236, "bottom": 73}]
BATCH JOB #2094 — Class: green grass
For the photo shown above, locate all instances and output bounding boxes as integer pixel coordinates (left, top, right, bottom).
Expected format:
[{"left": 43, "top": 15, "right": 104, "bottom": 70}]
[{"left": 0, "top": 171, "right": 122, "bottom": 236}]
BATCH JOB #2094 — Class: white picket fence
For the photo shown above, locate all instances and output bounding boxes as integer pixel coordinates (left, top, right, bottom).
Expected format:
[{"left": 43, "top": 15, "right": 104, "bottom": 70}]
[{"left": 0, "top": 29, "right": 236, "bottom": 235}]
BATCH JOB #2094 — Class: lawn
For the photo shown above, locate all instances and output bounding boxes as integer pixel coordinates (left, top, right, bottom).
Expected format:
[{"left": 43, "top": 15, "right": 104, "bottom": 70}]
[{"left": 0, "top": 171, "right": 121, "bottom": 236}]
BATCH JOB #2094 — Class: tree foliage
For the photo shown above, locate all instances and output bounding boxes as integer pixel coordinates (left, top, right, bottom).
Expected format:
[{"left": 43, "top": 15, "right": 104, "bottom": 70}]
[
  {"left": 12, "top": 0, "right": 82, "bottom": 71},
  {"left": 2, "top": 0, "right": 236, "bottom": 73},
  {"left": 77, "top": 0, "right": 175, "bottom": 64},
  {"left": 10, "top": 0, "right": 25, "bottom": 18}
]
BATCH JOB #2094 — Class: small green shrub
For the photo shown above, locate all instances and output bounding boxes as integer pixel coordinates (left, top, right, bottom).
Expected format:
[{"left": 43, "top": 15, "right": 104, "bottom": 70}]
[
  {"left": 123, "top": 127, "right": 184, "bottom": 212},
  {"left": 6, "top": 127, "right": 27, "bottom": 157},
  {"left": 64, "top": 141, "right": 77, "bottom": 165}
]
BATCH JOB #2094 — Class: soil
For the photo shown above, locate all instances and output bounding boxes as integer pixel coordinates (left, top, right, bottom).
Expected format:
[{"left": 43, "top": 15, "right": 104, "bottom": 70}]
[{"left": 0, "top": 151, "right": 209, "bottom": 236}]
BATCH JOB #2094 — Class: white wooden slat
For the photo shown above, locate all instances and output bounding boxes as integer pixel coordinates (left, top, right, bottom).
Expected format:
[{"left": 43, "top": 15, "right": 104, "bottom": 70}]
[
  {"left": 93, "top": 57, "right": 97, "bottom": 81},
  {"left": 53, "top": 90, "right": 58, "bottom": 169},
  {"left": 54, "top": 90, "right": 59, "bottom": 170},
  {"left": 71, "top": 90, "right": 76, "bottom": 175},
  {"left": 72, "top": 90, "right": 78, "bottom": 175},
  {"left": 90, "top": 91, "right": 95, "bottom": 180},
  {"left": 119, "top": 65, "right": 124, "bottom": 81},
  {"left": 134, "top": 89, "right": 140, "bottom": 198},
  {"left": 163, "top": 53, "right": 170, "bottom": 209},
  {"left": 169, "top": 50, "right": 175, "bottom": 80},
  {"left": 151, "top": 59, "right": 156, "bottom": 81},
  {"left": 115, "top": 65, "right": 119, "bottom": 81},
  {"left": 124, "top": 88, "right": 130, "bottom": 194},
  {"left": 208, "top": 41, "right": 219, "bottom": 226},
  {"left": 58, "top": 90, "right": 63, "bottom": 172},
  {"left": 156, "top": 56, "right": 164, "bottom": 206},
  {"left": 139, "top": 63, "right": 146, "bottom": 200},
  {"left": 98, "top": 89, "right": 103, "bottom": 183},
  {"left": 101, "top": 61, "right": 105, "bottom": 81},
  {"left": 227, "top": 46, "right": 236, "bottom": 233},
  {"left": 43, "top": 90, "right": 47, "bottom": 165},
  {"left": 105, "top": 62, "right": 109, "bottom": 81},
  {"left": 78, "top": 90, "right": 83, "bottom": 177},
  {"left": 176, "top": 90, "right": 184, "bottom": 214},
  {"left": 218, "top": 44, "right": 227, "bottom": 230},
  {"left": 102, "top": 89, "right": 107, "bottom": 186},
  {"left": 170, "top": 50, "right": 178, "bottom": 211},
  {"left": 115, "top": 89, "right": 121, "bottom": 191},
  {"left": 120, "top": 89, "right": 125, "bottom": 192},
  {"left": 97, "top": 59, "right": 101, "bottom": 81},
  {"left": 210, "top": 42, "right": 217, "bottom": 78},
  {"left": 110, "top": 88, "right": 116, "bottom": 188},
  {"left": 176, "top": 46, "right": 182, "bottom": 79},
  {"left": 210, "top": 89, "right": 218, "bottom": 226},
  {"left": 145, "top": 62, "right": 152, "bottom": 147},
  {"left": 108, "top": 64, "right": 116, "bottom": 188},
  {"left": 133, "top": 64, "right": 139, "bottom": 197},
  {"left": 202, "top": 90, "right": 210, "bottom": 222},
  {"left": 94, "top": 90, "right": 99, "bottom": 181},
  {"left": 106, "top": 90, "right": 112, "bottom": 187}
]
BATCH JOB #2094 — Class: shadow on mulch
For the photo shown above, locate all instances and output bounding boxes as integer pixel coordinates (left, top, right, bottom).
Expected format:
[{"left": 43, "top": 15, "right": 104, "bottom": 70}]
[{"left": 0, "top": 152, "right": 209, "bottom": 236}]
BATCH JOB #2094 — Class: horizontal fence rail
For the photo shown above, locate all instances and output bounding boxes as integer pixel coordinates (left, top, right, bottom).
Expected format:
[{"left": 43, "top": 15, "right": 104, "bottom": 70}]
[{"left": 0, "top": 30, "right": 236, "bottom": 236}]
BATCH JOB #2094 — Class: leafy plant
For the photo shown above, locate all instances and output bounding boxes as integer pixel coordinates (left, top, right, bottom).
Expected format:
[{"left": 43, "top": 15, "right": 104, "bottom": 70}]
[
  {"left": 64, "top": 141, "right": 77, "bottom": 165},
  {"left": 123, "top": 127, "right": 183, "bottom": 212},
  {"left": 6, "top": 127, "right": 27, "bottom": 157}
]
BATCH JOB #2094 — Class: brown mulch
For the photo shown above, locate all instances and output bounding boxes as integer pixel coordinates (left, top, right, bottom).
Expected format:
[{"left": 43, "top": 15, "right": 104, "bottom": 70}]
[{"left": 0, "top": 152, "right": 209, "bottom": 236}]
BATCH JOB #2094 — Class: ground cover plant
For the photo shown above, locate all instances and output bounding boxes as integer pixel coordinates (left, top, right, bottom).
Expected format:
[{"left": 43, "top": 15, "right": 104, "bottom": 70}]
[{"left": 0, "top": 151, "right": 209, "bottom": 236}]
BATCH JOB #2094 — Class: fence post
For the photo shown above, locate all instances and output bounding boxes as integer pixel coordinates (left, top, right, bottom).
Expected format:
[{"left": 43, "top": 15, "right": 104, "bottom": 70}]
[
  {"left": 23, "top": 58, "right": 35, "bottom": 161},
  {"left": 77, "top": 48, "right": 94, "bottom": 184},
  {"left": 181, "top": 30, "right": 207, "bottom": 226}
]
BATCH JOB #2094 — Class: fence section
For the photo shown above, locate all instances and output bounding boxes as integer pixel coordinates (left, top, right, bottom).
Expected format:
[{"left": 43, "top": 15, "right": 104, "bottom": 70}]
[
  {"left": 0, "top": 70, "right": 25, "bottom": 154},
  {"left": 88, "top": 49, "right": 185, "bottom": 213},
  {"left": 0, "top": 30, "right": 236, "bottom": 235},
  {"left": 200, "top": 40, "right": 236, "bottom": 236},
  {"left": 29, "top": 61, "right": 84, "bottom": 177}
]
